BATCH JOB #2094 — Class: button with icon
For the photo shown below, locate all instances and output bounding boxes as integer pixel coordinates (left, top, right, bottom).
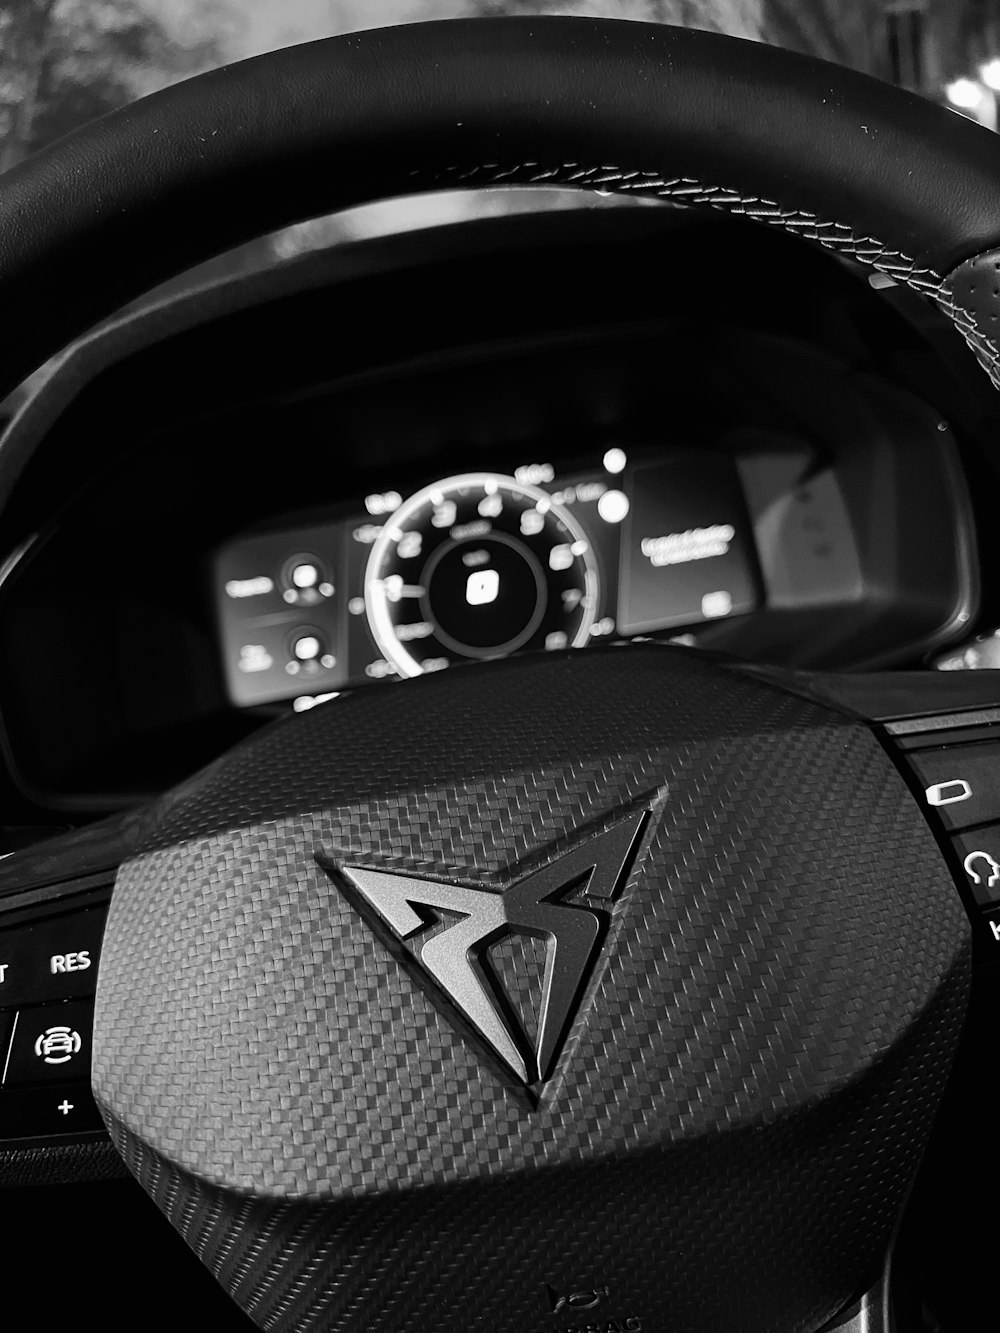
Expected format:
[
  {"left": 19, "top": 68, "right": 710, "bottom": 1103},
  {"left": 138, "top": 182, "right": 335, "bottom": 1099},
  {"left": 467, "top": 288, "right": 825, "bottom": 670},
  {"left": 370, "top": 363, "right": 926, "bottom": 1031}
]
[
  {"left": 927, "top": 779, "right": 973, "bottom": 807},
  {"left": 0, "top": 905, "right": 105, "bottom": 1008},
  {"left": 908, "top": 743, "right": 1000, "bottom": 830},
  {"left": 0, "top": 1083, "right": 104, "bottom": 1140},
  {"left": 3, "top": 999, "right": 93, "bottom": 1085},
  {"left": 953, "top": 829, "right": 1000, "bottom": 907}
]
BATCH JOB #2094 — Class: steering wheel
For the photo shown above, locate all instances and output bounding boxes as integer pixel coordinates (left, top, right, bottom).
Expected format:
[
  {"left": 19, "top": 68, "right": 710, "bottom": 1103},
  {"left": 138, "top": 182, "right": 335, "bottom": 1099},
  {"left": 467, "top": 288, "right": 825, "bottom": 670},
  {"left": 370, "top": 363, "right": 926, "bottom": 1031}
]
[{"left": 0, "top": 17, "right": 995, "bottom": 1333}]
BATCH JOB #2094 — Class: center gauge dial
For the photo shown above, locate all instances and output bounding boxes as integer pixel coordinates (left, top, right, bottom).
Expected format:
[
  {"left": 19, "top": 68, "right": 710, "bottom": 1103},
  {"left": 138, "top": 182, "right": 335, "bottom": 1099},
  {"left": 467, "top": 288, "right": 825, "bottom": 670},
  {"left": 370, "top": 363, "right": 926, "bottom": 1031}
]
[{"left": 364, "top": 473, "right": 600, "bottom": 677}]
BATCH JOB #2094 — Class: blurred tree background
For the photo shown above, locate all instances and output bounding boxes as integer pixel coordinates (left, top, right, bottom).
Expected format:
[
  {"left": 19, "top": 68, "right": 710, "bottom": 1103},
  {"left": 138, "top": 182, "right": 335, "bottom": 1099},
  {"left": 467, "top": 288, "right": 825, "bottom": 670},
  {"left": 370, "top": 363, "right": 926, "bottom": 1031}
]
[
  {"left": 0, "top": 0, "right": 761, "bottom": 178},
  {"left": 4, "top": 2, "right": 1000, "bottom": 172},
  {"left": 322, "top": 1, "right": 760, "bottom": 35},
  {"left": 0, "top": 0, "right": 236, "bottom": 171}
]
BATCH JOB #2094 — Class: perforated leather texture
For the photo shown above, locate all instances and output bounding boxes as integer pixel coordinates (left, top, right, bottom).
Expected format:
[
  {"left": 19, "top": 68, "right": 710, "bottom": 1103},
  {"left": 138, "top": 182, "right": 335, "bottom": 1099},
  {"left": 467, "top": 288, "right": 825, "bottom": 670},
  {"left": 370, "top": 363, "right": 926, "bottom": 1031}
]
[{"left": 91, "top": 647, "right": 969, "bottom": 1332}]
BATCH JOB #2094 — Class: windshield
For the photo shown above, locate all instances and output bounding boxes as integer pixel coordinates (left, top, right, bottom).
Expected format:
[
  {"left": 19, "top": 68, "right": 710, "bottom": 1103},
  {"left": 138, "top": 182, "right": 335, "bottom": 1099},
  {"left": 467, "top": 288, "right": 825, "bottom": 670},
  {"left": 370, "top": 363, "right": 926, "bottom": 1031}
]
[{"left": 0, "top": 2, "right": 994, "bottom": 285}]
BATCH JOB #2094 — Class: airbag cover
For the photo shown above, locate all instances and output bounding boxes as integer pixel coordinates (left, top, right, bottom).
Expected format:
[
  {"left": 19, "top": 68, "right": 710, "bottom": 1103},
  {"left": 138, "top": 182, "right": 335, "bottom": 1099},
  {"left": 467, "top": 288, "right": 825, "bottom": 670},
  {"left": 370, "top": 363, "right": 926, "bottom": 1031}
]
[{"left": 92, "top": 647, "right": 968, "bottom": 1333}]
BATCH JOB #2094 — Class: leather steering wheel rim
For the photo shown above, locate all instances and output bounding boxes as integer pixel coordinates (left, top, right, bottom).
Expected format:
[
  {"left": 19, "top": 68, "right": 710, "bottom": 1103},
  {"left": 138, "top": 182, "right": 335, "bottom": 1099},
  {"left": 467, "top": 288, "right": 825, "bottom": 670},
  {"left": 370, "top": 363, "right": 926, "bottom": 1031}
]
[
  {"left": 0, "top": 17, "right": 987, "bottom": 1333},
  {"left": 2, "top": 14, "right": 1000, "bottom": 420}
]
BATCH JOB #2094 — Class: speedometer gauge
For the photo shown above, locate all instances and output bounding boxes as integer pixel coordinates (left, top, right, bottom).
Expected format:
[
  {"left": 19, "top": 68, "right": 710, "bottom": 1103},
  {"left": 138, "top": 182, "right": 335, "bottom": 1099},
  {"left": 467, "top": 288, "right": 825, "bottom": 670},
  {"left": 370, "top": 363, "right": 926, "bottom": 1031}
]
[{"left": 364, "top": 473, "right": 600, "bottom": 677}]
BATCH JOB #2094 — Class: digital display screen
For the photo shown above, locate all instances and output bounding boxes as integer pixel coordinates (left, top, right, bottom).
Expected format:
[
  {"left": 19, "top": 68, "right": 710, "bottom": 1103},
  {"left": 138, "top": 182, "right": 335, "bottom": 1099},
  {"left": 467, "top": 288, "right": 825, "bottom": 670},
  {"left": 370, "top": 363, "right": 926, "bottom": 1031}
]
[
  {"left": 215, "top": 522, "right": 346, "bottom": 707},
  {"left": 617, "top": 453, "right": 760, "bottom": 635},
  {"left": 214, "top": 450, "right": 762, "bottom": 708}
]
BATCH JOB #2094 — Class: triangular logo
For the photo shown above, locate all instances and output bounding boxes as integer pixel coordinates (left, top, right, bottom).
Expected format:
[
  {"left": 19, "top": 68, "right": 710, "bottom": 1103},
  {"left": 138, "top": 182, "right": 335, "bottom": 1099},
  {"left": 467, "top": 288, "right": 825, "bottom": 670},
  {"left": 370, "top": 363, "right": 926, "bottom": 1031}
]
[{"left": 319, "top": 812, "right": 646, "bottom": 1095}]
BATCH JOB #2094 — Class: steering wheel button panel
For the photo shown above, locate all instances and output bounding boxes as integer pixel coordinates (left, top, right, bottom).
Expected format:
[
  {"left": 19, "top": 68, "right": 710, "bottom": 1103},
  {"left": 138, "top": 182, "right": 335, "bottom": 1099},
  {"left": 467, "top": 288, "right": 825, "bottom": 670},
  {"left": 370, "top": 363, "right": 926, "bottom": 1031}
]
[
  {"left": 3, "top": 999, "right": 94, "bottom": 1086},
  {"left": 907, "top": 742, "right": 1000, "bottom": 830},
  {"left": 0, "top": 906, "right": 106, "bottom": 1008}
]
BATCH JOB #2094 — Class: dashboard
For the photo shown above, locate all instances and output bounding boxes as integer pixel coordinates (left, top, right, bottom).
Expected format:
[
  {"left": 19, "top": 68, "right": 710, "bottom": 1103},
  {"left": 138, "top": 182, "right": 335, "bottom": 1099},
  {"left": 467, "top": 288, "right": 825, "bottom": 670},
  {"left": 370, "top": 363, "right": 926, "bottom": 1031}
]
[
  {"left": 215, "top": 453, "right": 763, "bottom": 705},
  {"left": 211, "top": 408, "right": 958, "bottom": 710},
  {"left": 0, "top": 205, "right": 990, "bottom": 819}
]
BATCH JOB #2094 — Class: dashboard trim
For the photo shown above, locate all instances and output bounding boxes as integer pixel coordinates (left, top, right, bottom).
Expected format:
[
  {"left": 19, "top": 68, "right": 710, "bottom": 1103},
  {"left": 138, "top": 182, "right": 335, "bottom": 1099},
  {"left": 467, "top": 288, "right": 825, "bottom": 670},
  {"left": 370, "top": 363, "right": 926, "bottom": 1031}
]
[{"left": 0, "top": 207, "right": 988, "bottom": 817}]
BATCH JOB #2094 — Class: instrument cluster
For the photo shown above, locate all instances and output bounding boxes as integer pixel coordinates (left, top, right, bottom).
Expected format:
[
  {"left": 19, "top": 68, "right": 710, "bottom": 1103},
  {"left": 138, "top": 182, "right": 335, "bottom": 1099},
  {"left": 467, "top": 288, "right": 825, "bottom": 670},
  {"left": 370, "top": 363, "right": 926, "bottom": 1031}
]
[{"left": 214, "top": 448, "right": 761, "bottom": 707}]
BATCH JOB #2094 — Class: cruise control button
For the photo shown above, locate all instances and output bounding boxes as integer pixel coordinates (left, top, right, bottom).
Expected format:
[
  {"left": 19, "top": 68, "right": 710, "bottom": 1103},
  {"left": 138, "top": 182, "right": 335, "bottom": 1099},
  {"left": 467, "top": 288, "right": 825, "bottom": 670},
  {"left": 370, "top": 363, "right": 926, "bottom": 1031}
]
[
  {"left": 0, "top": 1083, "right": 103, "bottom": 1139},
  {"left": 952, "top": 828, "right": 1000, "bottom": 907},
  {"left": 4, "top": 999, "right": 93, "bottom": 1085},
  {"left": 908, "top": 743, "right": 1000, "bottom": 830},
  {"left": 0, "top": 906, "right": 106, "bottom": 1007}
]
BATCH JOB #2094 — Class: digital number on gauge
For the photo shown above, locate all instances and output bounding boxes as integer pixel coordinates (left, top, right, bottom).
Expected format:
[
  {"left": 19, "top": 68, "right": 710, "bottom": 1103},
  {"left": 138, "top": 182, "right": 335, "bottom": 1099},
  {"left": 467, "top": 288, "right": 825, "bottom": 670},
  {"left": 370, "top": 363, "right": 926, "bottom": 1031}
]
[{"left": 364, "top": 473, "right": 600, "bottom": 677}]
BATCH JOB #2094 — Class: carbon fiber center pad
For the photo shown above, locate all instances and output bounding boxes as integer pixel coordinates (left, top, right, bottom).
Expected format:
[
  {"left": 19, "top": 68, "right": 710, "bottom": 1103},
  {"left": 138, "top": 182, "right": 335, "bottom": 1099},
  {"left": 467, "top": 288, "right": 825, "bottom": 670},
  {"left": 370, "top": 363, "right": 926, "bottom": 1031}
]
[{"left": 93, "top": 647, "right": 969, "bottom": 1333}]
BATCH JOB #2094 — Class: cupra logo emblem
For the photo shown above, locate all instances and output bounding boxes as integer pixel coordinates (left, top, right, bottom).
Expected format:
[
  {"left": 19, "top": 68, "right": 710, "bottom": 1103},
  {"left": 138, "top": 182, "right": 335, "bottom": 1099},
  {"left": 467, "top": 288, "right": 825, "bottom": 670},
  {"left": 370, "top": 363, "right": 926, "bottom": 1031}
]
[{"left": 320, "top": 811, "right": 646, "bottom": 1093}]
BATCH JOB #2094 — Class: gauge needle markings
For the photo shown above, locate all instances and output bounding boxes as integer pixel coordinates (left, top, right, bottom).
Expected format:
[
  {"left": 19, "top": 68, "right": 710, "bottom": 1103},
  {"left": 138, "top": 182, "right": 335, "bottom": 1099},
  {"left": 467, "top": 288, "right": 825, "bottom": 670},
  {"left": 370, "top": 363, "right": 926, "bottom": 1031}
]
[{"left": 378, "top": 575, "right": 425, "bottom": 603}]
